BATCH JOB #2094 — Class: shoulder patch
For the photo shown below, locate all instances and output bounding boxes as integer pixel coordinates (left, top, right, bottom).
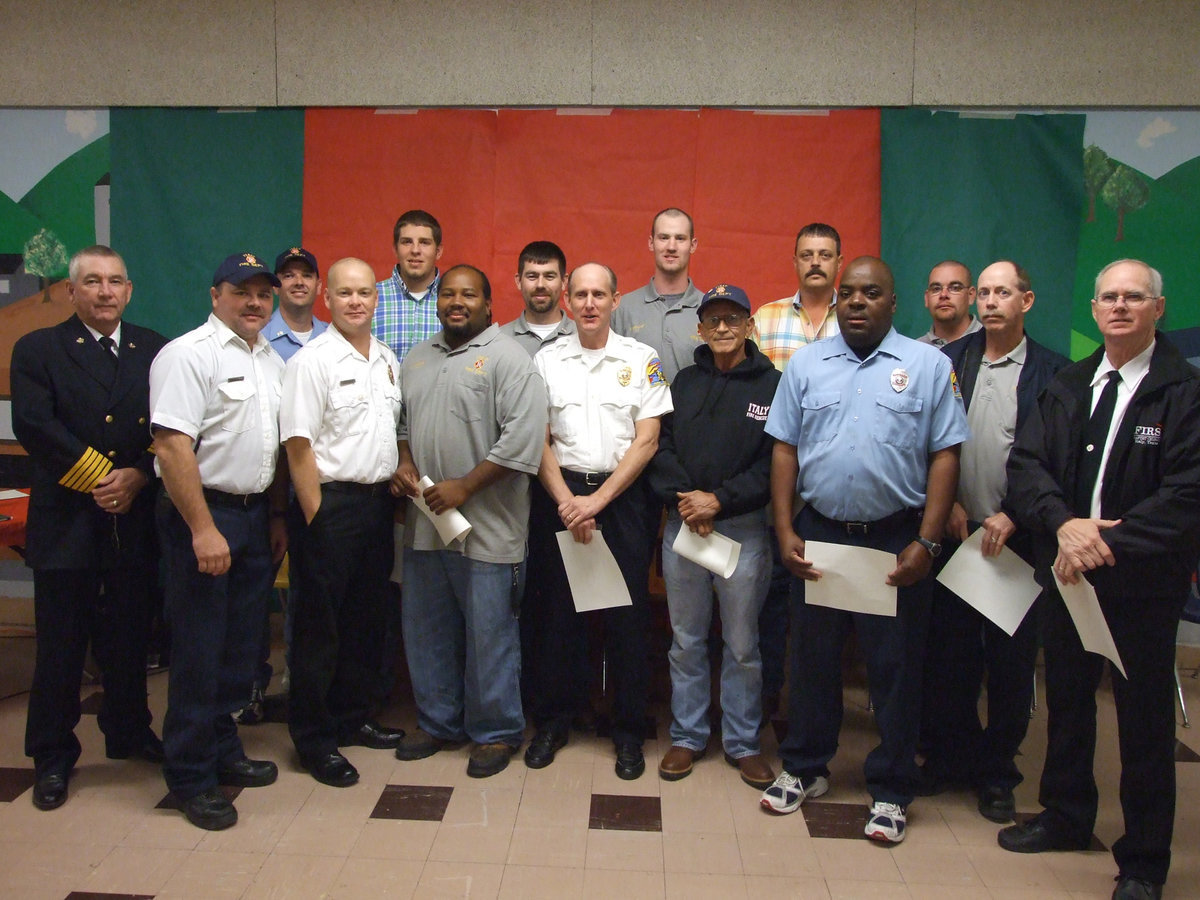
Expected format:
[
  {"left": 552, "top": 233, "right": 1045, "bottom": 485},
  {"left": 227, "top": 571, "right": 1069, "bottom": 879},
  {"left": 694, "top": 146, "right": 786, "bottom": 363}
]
[
  {"left": 949, "top": 368, "right": 962, "bottom": 400},
  {"left": 646, "top": 357, "right": 666, "bottom": 386}
]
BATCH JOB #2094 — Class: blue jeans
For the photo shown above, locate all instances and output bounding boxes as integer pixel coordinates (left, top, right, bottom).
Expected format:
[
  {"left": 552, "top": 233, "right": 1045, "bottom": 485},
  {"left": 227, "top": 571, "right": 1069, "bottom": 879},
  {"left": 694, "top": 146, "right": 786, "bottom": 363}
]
[
  {"left": 401, "top": 550, "right": 524, "bottom": 746},
  {"left": 662, "top": 512, "right": 770, "bottom": 757}
]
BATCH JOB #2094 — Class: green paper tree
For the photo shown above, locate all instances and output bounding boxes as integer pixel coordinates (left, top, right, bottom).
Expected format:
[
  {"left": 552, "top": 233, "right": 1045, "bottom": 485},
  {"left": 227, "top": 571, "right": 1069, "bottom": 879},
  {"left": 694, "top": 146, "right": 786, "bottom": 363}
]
[
  {"left": 1100, "top": 165, "right": 1150, "bottom": 242},
  {"left": 1083, "top": 144, "right": 1115, "bottom": 224},
  {"left": 23, "top": 228, "right": 69, "bottom": 303}
]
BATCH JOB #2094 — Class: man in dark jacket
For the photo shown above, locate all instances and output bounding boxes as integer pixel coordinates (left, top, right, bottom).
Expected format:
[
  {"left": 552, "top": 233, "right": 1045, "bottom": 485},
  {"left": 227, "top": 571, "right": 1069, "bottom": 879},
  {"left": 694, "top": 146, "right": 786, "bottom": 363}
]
[
  {"left": 649, "top": 284, "right": 780, "bottom": 788},
  {"left": 11, "top": 245, "right": 168, "bottom": 811},
  {"left": 998, "top": 259, "right": 1200, "bottom": 900},
  {"left": 919, "top": 260, "right": 1067, "bottom": 822}
]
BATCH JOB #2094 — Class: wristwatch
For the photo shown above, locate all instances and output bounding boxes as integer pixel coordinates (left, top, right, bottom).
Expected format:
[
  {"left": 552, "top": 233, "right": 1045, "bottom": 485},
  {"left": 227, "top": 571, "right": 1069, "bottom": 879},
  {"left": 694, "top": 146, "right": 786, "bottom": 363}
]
[{"left": 915, "top": 536, "right": 942, "bottom": 558}]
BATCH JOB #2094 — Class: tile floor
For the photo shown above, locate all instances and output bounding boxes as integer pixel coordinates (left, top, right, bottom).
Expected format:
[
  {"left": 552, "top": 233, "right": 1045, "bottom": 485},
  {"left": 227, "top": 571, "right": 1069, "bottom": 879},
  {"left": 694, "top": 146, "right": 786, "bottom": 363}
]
[{"left": 0, "top": 636, "right": 1199, "bottom": 899}]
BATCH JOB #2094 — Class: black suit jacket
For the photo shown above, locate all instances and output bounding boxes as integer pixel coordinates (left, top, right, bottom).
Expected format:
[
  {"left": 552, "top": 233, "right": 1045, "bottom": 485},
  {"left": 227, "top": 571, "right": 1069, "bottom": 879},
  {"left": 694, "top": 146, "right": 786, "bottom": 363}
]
[{"left": 11, "top": 314, "right": 167, "bottom": 570}]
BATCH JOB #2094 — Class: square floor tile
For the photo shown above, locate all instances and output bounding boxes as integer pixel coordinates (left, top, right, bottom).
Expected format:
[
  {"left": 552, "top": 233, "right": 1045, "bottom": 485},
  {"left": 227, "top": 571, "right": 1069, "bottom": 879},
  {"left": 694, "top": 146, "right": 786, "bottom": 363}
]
[
  {"left": 1176, "top": 738, "right": 1200, "bottom": 762},
  {"left": 79, "top": 690, "right": 104, "bottom": 715},
  {"left": 369, "top": 783, "right": 453, "bottom": 821},
  {"left": 0, "top": 766, "right": 35, "bottom": 802},
  {"left": 590, "top": 793, "right": 662, "bottom": 832},
  {"left": 156, "top": 784, "right": 241, "bottom": 810},
  {"left": 802, "top": 800, "right": 868, "bottom": 840},
  {"left": 65, "top": 894, "right": 155, "bottom": 899}
]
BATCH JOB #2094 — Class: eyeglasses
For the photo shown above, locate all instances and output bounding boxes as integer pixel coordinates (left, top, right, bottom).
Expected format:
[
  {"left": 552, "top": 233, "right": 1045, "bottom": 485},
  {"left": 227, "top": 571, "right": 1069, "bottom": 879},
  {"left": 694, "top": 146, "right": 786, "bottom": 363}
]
[
  {"left": 700, "top": 312, "right": 747, "bottom": 329},
  {"left": 1094, "top": 292, "right": 1158, "bottom": 307},
  {"left": 926, "top": 282, "right": 969, "bottom": 295}
]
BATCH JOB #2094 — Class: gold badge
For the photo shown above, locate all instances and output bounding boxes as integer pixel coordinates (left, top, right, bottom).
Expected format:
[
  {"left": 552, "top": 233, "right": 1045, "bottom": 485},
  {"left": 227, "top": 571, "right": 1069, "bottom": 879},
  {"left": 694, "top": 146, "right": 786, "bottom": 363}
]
[
  {"left": 76, "top": 337, "right": 85, "bottom": 343},
  {"left": 618, "top": 366, "right": 632, "bottom": 386},
  {"left": 387, "top": 364, "right": 395, "bottom": 385},
  {"left": 128, "top": 342, "right": 136, "bottom": 349}
]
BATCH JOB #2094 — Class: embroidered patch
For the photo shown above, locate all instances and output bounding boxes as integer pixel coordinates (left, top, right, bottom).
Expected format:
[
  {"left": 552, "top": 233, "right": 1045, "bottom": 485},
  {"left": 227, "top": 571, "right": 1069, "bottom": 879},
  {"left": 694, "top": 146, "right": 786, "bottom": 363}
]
[
  {"left": 617, "top": 365, "right": 632, "bottom": 386},
  {"left": 646, "top": 358, "right": 666, "bottom": 386},
  {"left": 1133, "top": 424, "right": 1162, "bottom": 446},
  {"left": 949, "top": 369, "right": 962, "bottom": 400},
  {"left": 890, "top": 367, "right": 910, "bottom": 393},
  {"left": 472, "top": 355, "right": 488, "bottom": 373},
  {"left": 746, "top": 402, "right": 770, "bottom": 421}
]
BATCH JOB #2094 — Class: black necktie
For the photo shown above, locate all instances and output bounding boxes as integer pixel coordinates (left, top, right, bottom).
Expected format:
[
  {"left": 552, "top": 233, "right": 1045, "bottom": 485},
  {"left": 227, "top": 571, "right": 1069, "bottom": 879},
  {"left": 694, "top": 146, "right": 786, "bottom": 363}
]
[{"left": 1073, "top": 370, "right": 1121, "bottom": 515}]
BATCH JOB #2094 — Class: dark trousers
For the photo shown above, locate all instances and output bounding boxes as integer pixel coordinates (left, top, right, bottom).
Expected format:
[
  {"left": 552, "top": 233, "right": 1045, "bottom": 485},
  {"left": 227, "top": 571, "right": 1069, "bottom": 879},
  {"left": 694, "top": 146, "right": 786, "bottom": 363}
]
[
  {"left": 758, "top": 527, "right": 790, "bottom": 702},
  {"left": 528, "top": 474, "right": 655, "bottom": 747},
  {"left": 25, "top": 566, "right": 155, "bottom": 778},
  {"left": 779, "top": 505, "right": 932, "bottom": 806},
  {"left": 1039, "top": 586, "right": 1184, "bottom": 885},
  {"left": 158, "top": 494, "right": 273, "bottom": 800},
  {"left": 921, "top": 545, "right": 1040, "bottom": 791},
  {"left": 288, "top": 486, "right": 393, "bottom": 758}
]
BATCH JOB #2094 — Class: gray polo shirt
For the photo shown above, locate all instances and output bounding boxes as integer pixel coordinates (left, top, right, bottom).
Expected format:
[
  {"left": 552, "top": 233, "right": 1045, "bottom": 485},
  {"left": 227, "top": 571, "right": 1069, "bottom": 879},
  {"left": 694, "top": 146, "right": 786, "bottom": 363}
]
[
  {"left": 499, "top": 311, "right": 577, "bottom": 357},
  {"left": 959, "top": 337, "right": 1025, "bottom": 520},
  {"left": 399, "top": 323, "right": 548, "bottom": 563},
  {"left": 918, "top": 315, "right": 983, "bottom": 348},
  {"left": 611, "top": 277, "right": 705, "bottom": 381}
]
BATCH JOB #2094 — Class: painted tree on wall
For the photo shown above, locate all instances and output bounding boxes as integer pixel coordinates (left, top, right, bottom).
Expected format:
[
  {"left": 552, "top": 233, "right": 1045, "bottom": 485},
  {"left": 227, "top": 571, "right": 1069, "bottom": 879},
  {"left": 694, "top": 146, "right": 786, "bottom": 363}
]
[
  {"left": 1083, "top": 144, "right": 1115, "bottom": 223},
  {"left": 23, "top": 228, "right": 68, "bottom": 303},
  {"left": 1101, "top": 164, "right": 1150, "bottom": 242}
]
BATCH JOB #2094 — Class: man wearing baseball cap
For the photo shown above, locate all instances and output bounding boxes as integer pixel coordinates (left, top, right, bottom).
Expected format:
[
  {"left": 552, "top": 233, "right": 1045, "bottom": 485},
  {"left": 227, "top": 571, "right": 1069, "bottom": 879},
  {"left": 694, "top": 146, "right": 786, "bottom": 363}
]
[
  {"left": 648, "top": 284, "right": 780, "bottom": 787},
  {"left": 265, "top": 247, "right": 328, "bottom": 362},
  {"left": 150, "top": 252, "right": 289, "bottom": 830}
]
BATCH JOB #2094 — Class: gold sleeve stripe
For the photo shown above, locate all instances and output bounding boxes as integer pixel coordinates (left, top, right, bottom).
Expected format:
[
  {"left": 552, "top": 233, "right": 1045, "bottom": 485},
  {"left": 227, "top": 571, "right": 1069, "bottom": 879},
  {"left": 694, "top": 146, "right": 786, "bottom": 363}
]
[{"left": 58, "top": 447, "right": 114, "bottom": 492}]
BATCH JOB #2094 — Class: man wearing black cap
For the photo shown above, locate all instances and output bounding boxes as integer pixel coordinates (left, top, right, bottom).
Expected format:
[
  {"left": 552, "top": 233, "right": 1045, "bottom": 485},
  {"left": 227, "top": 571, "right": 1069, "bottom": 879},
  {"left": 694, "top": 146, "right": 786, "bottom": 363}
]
[
  {"left": 150, "top": 252, "right": 289, "bottom": 830},
  {"left": 648, "top": 284, "right": 780, "bottom": 788},
  {"left": 265, "top": 247, "right": 328, "bottom": 363}
]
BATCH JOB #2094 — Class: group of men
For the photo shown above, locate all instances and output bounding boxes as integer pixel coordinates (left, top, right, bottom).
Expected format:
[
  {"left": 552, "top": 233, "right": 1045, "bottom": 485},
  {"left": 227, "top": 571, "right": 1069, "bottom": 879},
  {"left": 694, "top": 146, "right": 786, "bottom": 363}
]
[{"left": 12, "top": 206, "right": 1198, "bottom": 900}]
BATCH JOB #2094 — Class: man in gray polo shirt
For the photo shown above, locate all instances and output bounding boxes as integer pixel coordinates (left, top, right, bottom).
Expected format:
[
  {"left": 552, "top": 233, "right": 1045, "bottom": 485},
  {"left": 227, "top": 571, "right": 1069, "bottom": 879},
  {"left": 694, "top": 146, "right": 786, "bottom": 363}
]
[
  {"left": 501, "top": 240, "right": 576, "bottom": 357},
  {"left": 612, "top": 207, "right": 705, "bottom": 380},
  {"left": 390, "top": 264, "right": 547, "bottom": 779}
]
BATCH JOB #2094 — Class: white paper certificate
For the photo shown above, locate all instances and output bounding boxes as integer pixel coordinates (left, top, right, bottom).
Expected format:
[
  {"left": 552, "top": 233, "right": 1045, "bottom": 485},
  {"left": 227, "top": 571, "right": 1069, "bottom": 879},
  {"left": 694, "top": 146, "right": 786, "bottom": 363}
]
[
  {"left": 671, "top": 526, "right": 742, "bottom": 579},
  {"left": 802, "top": 541, "right": 897, "bottom": 617},
  {"left": 555, "top": 530, "right": 633, "bottom": 612},
  {"left": 1053, "top": 570, "right": 1127, "bottom": 678},
  {"left": 936, "top": 529, "right": 1041, "bottom": 636},
  {"left": 412, "top": 476, "right": 472, "bottom": 544}
]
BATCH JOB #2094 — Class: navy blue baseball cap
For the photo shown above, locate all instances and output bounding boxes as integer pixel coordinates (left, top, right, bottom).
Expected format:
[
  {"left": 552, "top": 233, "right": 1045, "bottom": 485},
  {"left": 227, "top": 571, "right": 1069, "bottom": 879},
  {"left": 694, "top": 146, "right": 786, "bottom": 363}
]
[
  {"left": 698, "top": 283, "right": 752, "bottom": 316},
  {"left": 212, "top": 252, "right": 281, "bottom": 288},
  {"left": 274, "top": 246, "right": 319, "bottom": 276}
]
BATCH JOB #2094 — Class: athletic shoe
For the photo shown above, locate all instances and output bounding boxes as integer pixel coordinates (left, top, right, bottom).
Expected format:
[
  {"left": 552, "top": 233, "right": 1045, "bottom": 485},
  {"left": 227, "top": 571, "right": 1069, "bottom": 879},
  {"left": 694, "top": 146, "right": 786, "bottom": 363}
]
[
  {"left": 760, "top": 771, "right": 829, "bottom": 814},
  {"left": 864, "top": 800, "right": 906, "bottom": 843}
]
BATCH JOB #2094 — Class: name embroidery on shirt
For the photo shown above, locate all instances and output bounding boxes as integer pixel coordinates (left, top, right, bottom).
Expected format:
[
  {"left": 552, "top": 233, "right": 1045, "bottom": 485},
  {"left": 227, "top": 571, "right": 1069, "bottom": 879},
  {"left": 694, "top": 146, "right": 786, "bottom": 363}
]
[
  {"left": 1133, "top": 424, "right": 1162, "bottom": 446},
  {"left": 747, "top": 402, "right": 770, "bottom": 421}
]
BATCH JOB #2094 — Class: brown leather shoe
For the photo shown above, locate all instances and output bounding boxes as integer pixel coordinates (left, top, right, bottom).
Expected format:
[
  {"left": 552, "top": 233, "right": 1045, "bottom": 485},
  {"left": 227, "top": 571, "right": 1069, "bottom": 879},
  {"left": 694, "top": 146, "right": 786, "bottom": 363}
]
[
  {"left": 725, "top": 751, "right": 775, "bottom": 789},
  {"left": 658, "top": 745, "right": 704, "bottom": 781}
]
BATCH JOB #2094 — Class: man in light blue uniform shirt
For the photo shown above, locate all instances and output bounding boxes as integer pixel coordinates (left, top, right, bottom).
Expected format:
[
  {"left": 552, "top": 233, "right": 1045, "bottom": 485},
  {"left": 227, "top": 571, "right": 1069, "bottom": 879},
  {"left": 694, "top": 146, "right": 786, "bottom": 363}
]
[
  {"left": 759, "top": 257, "right": 968, "bottom": 845},
  {"left": 264, "top": 247, "right": 328, "bottom": 362}
]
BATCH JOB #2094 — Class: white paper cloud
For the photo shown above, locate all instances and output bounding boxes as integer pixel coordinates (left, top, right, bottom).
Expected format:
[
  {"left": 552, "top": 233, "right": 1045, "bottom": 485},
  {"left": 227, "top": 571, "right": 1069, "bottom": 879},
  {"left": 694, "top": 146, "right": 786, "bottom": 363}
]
[
  {"left": 1136, "top": 116, "right": 1177, "bottom": 149},
  {"left": 64, "top": 110, "right": 99, "bottom": 140}
]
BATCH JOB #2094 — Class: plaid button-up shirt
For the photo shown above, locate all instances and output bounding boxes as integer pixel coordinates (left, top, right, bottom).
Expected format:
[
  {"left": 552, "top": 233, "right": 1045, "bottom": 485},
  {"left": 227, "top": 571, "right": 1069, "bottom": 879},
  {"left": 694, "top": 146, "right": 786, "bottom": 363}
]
[
  {"left": 373, "top": 266, "right": 442, "bottom": 363},
  {"left": 753, "top": 292, "right": 839, "bottom": 372}
]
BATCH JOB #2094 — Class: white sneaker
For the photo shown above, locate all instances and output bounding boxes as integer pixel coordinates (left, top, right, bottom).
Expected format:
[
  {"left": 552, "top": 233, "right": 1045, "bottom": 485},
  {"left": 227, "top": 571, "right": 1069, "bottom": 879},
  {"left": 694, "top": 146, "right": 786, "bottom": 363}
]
[
  {"left": 760, "top": 772, "right": 829, "bottom": 814},
  {"left": 864, "top": 801, "right": 906, "bottom": 843}
]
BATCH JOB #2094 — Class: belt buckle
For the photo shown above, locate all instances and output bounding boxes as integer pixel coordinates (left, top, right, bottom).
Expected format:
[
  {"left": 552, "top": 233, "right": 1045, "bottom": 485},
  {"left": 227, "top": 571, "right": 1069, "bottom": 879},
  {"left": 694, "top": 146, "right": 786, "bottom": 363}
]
[
  {"left": 584, "top": 472, "right": 604, "bottom": 486},
  {"left": 845, "top": 521, "right": 868, "bottom": 535}
]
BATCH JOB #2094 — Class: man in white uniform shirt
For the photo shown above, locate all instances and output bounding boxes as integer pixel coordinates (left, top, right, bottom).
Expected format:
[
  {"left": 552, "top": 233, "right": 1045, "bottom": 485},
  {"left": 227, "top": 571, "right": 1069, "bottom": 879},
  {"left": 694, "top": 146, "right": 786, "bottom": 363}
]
[
  {"left": 280, "top": 258, "right": 405, "bottom": 788},
  {"left": 150, "top": 252, "right": 289, "bottom": 831}
]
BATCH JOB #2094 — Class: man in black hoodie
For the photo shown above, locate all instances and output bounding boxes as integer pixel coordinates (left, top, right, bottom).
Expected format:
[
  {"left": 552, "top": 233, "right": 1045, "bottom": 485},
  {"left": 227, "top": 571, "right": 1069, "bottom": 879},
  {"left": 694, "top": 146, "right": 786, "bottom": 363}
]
[{"left": 649, "top": 284, "right": 781, "bottom": 789}]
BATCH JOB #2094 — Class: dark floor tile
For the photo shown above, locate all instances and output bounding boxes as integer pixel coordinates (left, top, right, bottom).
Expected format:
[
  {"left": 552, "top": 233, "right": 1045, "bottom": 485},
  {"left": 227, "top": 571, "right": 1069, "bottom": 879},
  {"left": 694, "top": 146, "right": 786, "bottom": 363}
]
[
  {"left": 79, "top": 690, "right": 104, "bottom": 716},
  {"left": 155, "top": 785, "right": 241, "bottom": 810},
  {"left": 589, "top": 793, "right": 662, "bottom": 832},
  {"left": 0, "top": 766, "right": 36, "bottom": 802},
  {"left": 802, "top": 800, "right": 870, "bottom": 839},
  {"left": 370, "top": 784, "right": 453, "bottom": 821},
  {"left": 1175, "top": 738, "right": 1200, "bottom": 762},
  {"left": 66, "top": 893, "right": 155, "bottom": 899}
]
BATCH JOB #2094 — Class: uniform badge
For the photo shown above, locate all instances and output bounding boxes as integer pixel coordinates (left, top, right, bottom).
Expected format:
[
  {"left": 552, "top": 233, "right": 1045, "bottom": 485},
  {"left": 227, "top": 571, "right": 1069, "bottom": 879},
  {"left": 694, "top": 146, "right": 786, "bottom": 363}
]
[
  {"left": 128, "top": 342, "right": 136, "bottom": 349},
  {"left": 387, "top": 363, "right": 395, "bottom": 385},
  {"left": 949, "top": 368, "right": 962, "bottom": 400},
  {"left": 646, "top": 357, "right": 666, "bottom": 386},
  {"left": 617, "top": 365, "right": 632, "bottom": 386},
  {"left": 890, "top": 368, "right": 909, "bottom": 393},
  {"left": 76, "top": 337, "right": 85, "bottom": 343}
]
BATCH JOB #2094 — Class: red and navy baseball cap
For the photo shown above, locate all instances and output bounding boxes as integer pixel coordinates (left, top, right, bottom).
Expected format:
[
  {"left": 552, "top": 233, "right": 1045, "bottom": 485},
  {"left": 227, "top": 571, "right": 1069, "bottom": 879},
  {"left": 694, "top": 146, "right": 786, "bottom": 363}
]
[
  {"left": 212, "top": 252, "right": 282, "bottom": 288},
  {"left": 274, "top": 246, "right": 319, "bottom": 276}
]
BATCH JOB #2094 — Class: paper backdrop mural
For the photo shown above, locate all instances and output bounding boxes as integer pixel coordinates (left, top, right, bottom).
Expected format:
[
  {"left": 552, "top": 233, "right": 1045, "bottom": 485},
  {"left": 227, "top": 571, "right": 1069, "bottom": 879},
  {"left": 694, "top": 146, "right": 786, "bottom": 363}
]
[{"left": 3, "top": 106, "right": 1200, "bottom": 449}]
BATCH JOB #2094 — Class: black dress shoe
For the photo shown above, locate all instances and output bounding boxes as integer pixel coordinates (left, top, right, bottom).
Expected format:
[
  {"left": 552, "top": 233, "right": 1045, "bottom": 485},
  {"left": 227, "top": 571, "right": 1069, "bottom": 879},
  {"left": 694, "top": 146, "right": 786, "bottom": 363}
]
[
  {"left": 182, "top": 787, "right": 237, "bottom": 830},
  {"left": 107, "top": 732, "right": 166, "bottom": 763},
  {"left": 341, "top": 720, "right": 405, "bottom": 750},
  {"left": 977, "top": 784, "right": 1016, "bottom": 823},
  {"left": 614, "top": 742, "right": 645, "bottom": 780},
  {"left": 217, "top": 756, "right": 279, "bottom": 788},
  {"left": 1112, "top": 875, "right": 1163, "bottom": 900},
  {"left": 524, "top": 725, "right": 569, "bottom": 769},
  {"left": 302, "top": 751, "right": 359, "bottom": 788},
  {"left": 32, "top": 773, "right": 68, "bottom": 811},
  {"left": 998, "top": 814, "right": 1090, "bottom": 853}
]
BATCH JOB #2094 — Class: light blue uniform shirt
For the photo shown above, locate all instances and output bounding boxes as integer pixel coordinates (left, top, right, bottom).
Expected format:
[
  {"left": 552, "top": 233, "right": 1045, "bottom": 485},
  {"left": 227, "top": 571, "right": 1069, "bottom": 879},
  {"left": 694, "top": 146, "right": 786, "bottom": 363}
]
[
  {"left": 765, "top": 327, "right": 969, "bottom": 521},
  {"left": 264, "top": 307, "right": 328, "bottom": 362}
]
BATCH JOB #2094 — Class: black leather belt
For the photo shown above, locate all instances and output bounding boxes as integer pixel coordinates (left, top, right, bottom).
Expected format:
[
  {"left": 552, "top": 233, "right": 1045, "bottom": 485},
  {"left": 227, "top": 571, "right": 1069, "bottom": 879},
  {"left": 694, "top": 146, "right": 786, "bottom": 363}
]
[
  {"left": 561, "top": 468, "right": 611, "bottom": 487},
  {"left": 813, "top": 506, "right": 919, "bottom": 536},
  {"left": 323, "top": 481, "right": 392, "bottom": 497},
  {"left": 202, "top": 487, "right": 267, "bottom": 509}
]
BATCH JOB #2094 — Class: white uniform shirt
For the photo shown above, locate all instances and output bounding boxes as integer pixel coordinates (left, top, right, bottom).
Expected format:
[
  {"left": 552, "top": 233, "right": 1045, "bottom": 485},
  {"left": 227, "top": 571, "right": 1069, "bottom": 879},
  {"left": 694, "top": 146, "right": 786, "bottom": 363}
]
[
  {"left": 535, "top": 331, "right": 673, "bottom": 472},
  {"left": 150, "top": 313, "right": 284, "bottom": 494},
  {"left": 279, "top": 327, "right": 401, "bottom": 484}
]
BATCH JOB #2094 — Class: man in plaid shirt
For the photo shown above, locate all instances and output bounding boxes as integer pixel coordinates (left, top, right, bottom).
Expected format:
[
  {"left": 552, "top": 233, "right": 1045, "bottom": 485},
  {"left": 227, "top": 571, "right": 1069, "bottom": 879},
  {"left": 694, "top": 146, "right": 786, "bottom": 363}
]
[
  {"left": 753, "top": 223, "right": 843, "bottom": 372},
  {"left": 373, "top": 209, "right": 444, "bottom": 363}
]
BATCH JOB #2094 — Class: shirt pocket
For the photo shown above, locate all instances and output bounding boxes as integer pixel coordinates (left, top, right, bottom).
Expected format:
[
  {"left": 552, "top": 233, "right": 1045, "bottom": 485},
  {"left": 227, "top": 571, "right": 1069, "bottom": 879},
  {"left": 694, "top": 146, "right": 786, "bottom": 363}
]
[
  {"left": 598, "top": 383, "right": 637, "bottom": 446},
  {"left": 874, "top": 392, "right": 924, "bottom": 450},
  {"left": 450, "top": 380, "right": 487, "bottom": 424},
  {"left": 547, "top": 384, "right": 582, "bottom": 442},
  {"left": 216, "top": 379, "right": 256, "bottom": 434},
  {"left": 800, "top": 391, "right": 840, "bottom": 443},
  {"left": 329, "top": 384, "right": 369, "bottom": 435}
]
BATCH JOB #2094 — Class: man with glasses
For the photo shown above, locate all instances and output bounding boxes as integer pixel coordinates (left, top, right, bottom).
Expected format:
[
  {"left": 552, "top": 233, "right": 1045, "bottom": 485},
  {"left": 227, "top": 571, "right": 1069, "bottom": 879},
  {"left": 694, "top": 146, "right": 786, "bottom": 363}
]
[
  {"left": 648, "top": 284, "right": 780, "bottom": 788},
  {"left": 999, "top": 260, "right": 1200, "bottom": 900},
  {"left": 919, "top": 260, "right": 980, "bottom": 348}
]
